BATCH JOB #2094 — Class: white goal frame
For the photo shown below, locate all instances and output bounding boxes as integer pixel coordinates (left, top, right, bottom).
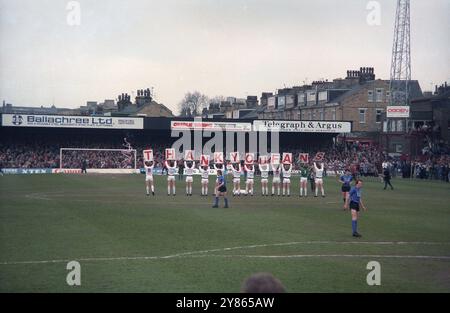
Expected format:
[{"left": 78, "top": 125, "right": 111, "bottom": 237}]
[{"left": 60, "top": 148, "right": 137, "bottom": 170}]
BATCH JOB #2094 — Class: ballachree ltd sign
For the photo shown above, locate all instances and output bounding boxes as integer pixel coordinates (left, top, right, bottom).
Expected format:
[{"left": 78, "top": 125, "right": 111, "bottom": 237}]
[
  {"left": 2, "top": 114, "right": 143, "bottom": 129},
  {"left": 253, "top": 120, "right": 351, "bottom": 133}
]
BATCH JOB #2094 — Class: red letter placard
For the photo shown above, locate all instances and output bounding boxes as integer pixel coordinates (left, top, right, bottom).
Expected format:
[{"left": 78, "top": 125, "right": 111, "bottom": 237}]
[
  {"left": 271, "top": 153, "right": 280, "bottom": 165},
  {"left": 299, "top": 153, "right": 309, "bottom": 164},
  {"left": 259, "top": 155, "right": 269, "bottom": 164},
  {"left": 165, "top": 148, "right": 176, "bottom": 160},
  {"left": 230, "top": 152, "right": 240, "bottom": 163},
  {"left": 282, "top": 153, "right": 293, "bottom": 164},
  {"left": 184, "top": 150, "right": 194, "bottom": 161},
  {"left": 245, "top": 153, "right": 254, "bottom": 165},
  {"left": 213, "top": 152, "right": 224, "bottom": 164},
  {"left": 314, "top": 152, "right": 325, "bottom": 162},
  {"left": 143, "top": 149, "right": 153, "bottom": 162},
  {"left": 200, "top": 155, "right": 210, "bottom": 167}
]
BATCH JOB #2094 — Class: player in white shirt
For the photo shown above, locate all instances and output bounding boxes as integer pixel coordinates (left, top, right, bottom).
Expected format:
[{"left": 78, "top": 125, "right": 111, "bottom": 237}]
[
  {"left": 199, "top": 165, "right": 210, "bottom": 196},
  {"left": 231, "top": 163, "right": 242, "bottom": 196},
  {"left": 282, "top": 163, "right": 293, "bottom": 196},
  {"left": 244, "top": 164, "right": 255, "bottom": 196},
  {"left": 259, "top": 162, "right": 270, "bottom": 196},
  {"left": 271, "top": 163, "right": 282, "bottom": 196},
  {"left": 184, "top": 160, "right": 195, "bottom": 196},
  {"left": 165, "top": 160, "right": 178, "bottom": 196},
  {"left": 314, "top": 162, "right": 325, "bottom": 197},
  {"left": 144, "top": 160, "right": 155, "bottom": 196}
]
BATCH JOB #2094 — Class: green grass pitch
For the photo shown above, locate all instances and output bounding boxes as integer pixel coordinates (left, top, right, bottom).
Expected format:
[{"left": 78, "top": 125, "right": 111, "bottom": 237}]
[{"left": 0, "top": 174, "right": 449, "bottom": 292}]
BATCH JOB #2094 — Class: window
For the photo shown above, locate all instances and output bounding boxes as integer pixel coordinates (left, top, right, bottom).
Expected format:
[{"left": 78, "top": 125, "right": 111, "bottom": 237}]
[
  {"left": 368, "top": 90, "right": 374, "bottom": 102},
  {"left": 397, "top": 120, "right": 403, "bottom": 132},
  {"left": 376, "top": 109, "right": 383, "bottom": 123},
  {"left": 319, "top": 110, "right": 324, "bottom": 120},
  {"left": 307, "top": 91, "right": 316, "bottom": 104},
  {"left": 318, "top": 91, "right": 327, "bottom": 102},
  {"left": 359, "top": 108, "right": 366, "bottom": 123},
  {"left": 331, "top": 108, "right": 336, "bottom": 121},
  {"left": 309, "top": 111, "right": 313, "bottom": 120},
  {"left": 375, "top": 88, "right": 383, "bottom": 102},
  {"left": 312, "top": 111, "right": 316, "bottom": 120},
  {"left": 298, "top": 93, "right": 305, "bottom": 106},
  {"left": 390, "top": 120, "right": 396, "bottom": 132},
  {"left": 394, "top": 144, "right": 403, "bottom": 153}
]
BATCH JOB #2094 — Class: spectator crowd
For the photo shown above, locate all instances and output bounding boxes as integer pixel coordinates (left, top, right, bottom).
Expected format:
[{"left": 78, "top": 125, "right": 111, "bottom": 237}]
[{"left": 1, "top": 137, "right": 449, "bottom": 182}]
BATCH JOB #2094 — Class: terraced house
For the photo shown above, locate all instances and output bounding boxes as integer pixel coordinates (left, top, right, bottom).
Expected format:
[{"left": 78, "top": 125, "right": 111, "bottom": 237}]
[{"left": 257, "top": 67, "right": 422, "bottom": 144}]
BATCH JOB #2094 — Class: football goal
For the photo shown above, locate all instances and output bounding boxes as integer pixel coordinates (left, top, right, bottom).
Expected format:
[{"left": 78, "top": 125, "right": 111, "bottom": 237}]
[{"left": 59, "top": 148, "right": 137, "bottom": 171}]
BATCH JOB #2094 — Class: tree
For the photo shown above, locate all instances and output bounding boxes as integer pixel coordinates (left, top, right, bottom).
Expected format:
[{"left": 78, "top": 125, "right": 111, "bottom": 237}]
[
  {"left": 210, "top": 95, "right": 226, "bottom": 104},
  {"left": 178, "top": 91, "right": 209, "bottom": 117}
]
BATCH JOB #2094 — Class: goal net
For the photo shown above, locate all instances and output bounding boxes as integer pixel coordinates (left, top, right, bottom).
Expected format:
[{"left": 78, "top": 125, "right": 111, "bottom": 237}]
[{"left": 59, "top": 148, "right": 137, "bottom": 172}]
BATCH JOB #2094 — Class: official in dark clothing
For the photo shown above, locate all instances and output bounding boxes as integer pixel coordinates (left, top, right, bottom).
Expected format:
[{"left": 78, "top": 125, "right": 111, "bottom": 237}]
[
  {"left": 308, "top": 167, "right": 315, "bottom": 192},
  {"left": 443, "top": 165, "right": 449, "bottom": 183},
  {"left": 383, "top": 168, "right": 393, "bottom": 190},
  {"left": 81, "top": 159, "right": 88, "bottom": 174},
  {"left": 178, "top": 160, "right": 184, "bottom": 181}
]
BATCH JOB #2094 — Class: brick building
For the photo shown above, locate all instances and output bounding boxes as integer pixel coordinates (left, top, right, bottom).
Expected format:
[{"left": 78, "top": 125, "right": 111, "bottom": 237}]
[
  {"left": 380, "top": 82, "right": 449, "bottom": 156},
  {"left": 116, "top": 88, "right": 173, "bottom": 117},
  {"left": 256, "top": 67, "right": 423, "bottom": 144}
]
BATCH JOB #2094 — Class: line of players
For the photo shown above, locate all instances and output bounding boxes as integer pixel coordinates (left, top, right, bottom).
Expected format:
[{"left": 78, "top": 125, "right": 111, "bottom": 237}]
[
  {"left": 144, "top": 156, "right": 366, "bottom": 237},
  {"left": 143, "top": 159, "right": 326, "bottom": 198}
]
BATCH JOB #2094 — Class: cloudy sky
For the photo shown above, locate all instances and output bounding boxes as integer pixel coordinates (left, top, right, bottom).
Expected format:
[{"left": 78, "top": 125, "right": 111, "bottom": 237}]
[{"left": 0, "top": 0, "right": 449, "bottom": 113}]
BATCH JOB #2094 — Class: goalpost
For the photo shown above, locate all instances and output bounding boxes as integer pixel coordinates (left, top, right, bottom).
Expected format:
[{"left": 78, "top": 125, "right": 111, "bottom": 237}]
[{"left": 60, "top": 148, "right": 137, "bottom": 173}]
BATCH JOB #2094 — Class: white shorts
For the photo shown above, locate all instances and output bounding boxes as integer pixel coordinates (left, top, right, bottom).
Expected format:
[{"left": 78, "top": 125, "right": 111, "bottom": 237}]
[
  {"left": 167, "top": 175, "right": 175, "bottom": 182},
  {"left": 300, "top": 177, "right": 307, "bottom": 183},
  {"left": 315, "top": 178, "right": 323, "bottom": 184},
  {"left": 186, "top": 176, "right": 193, "bottom": 183},
  {"left": 283, "top": 178, "right": 291, "bottom": 184},
  {"left": 246, "top": 178, "right": 254, "bottom": 184},
  {"left": 233, "top": 178, "right": 241, "bottom": 184},
  {"left": 145, "top": 176, "right": 153, "bottom": 182},
  {"left": 272, "top": 177, "right": 281, "bottom": 184},
  {"left": 261, "top": 178, "right": 268, "bottom": 184},
  {"left": 201, "top": 178, "right": 209, "bottom": 184}
]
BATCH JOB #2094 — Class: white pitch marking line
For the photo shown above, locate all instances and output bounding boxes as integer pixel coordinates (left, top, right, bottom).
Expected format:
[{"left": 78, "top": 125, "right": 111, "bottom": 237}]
[
  {"left": 23, "top": 191, "right": 136, "bottom": 203},
  {"left": 1, "top": 241, "right": 450, "bottom": 265},
  {"left": 24, "top": 193, "right": 52, "bottom": 201},
  {"left": 187, "top": 254, "right": 450, "bottom": 260}
]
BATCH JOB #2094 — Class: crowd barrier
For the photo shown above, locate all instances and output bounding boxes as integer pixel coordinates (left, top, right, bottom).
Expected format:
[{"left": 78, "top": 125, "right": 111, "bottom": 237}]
[{"left": 1, "top": 168, "right": 345, "bottom": 176}]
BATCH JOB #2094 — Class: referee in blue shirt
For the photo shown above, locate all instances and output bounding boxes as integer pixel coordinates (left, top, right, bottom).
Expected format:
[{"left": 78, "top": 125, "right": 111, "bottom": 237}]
[
  {"left": 339, "top": 170, "right": 353, "bottom": 210},
  {"left": 213, "top": 170, "right": 229, "bottom": 208},
  {"left": 349, "top": 179, "right": 367, "bottom": 237}
]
